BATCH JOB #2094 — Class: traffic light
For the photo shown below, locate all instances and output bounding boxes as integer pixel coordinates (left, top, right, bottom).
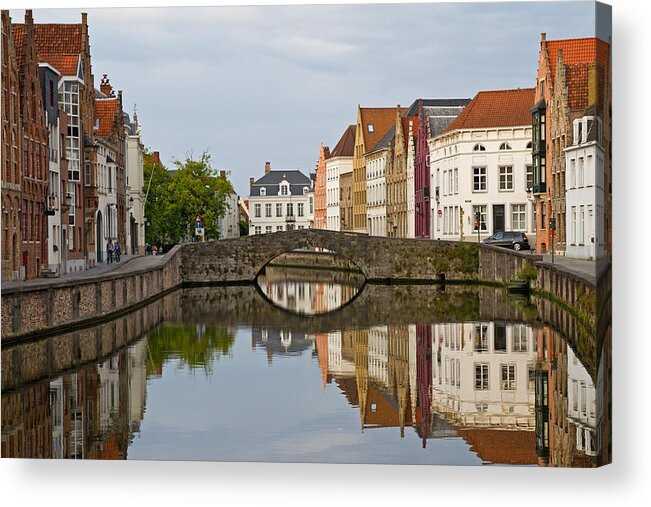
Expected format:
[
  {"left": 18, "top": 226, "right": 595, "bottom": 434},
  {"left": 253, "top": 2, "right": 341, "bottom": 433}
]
[{"left": 549, "top": 217, "right": 556, "bottom": 231}]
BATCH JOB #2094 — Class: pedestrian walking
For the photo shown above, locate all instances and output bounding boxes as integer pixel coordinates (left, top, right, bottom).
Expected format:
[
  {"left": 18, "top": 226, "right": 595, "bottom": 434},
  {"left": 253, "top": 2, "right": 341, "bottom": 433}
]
[
  {"left": 158, "top": 245, "right": 164, "bottom": 255},
  {"left": 152, "top": 245, "right": 158, "bottom": 256},
  {"left": 115, "top": 241, "right": 121, "bottom": 262},
  {"left": 106, "top": 238, "right": 114, "bottom": 264},
  {"left": 146, "top": 243, "right": 151, "bottom": 255}
]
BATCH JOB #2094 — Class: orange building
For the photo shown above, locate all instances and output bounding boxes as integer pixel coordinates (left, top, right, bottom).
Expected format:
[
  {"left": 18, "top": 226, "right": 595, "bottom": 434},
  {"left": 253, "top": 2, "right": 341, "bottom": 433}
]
[{"left": 313, "top": 142, "right": 329, "bottom": 229}]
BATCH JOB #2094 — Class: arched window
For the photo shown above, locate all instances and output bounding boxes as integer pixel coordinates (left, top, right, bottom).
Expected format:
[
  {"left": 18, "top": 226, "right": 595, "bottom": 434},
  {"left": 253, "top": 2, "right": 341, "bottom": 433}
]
[
  {"left": 279, "top": 182, "right": 289, "bottom": 196},
  {"left": 260, "top": 187, "right": 266, "bottom": 196},
  {"left": 473, "top": 144, "right": 486, "bottom": 152},
  {"left": 499, "top": 142, "right": 512, "bottom": 150}
]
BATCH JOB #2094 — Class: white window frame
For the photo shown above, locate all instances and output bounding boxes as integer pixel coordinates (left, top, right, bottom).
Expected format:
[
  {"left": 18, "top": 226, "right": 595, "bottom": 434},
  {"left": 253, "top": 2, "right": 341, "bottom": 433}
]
[{"left": 473, "top": 167, "right": 487, "bottom": 192}]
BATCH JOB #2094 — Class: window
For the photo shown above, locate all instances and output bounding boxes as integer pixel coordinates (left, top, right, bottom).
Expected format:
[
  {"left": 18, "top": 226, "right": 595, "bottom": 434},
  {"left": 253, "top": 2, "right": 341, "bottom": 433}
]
[
  {"left": 578, "top": 157, "right": 585, "bottom": 187},
  {"left": 297, "top": 202, "right": 304, "bottom": 217},
  {"left": 368, "top": 124, "right": 374, "bottom": 133},
  {"left": 473, "top": 144, "right": 486, "bottom": 152},
  {"left": 579, "top": 206, "right": 585, "bottom": 245},
  {"left": 473, "top": 205, "right": 487, "bottom": 232},
  {"left": 265, "top": 203, "right": 272, "bottom": 217},
  {"left": 571, "top": 206, "right": 577, "bottom": 244},
  {"left": 280, "top": 183, "right": 289, "bottom": 196},
  {"left": 254, "top": 203, "right": 261, "bottom": 218},
  {"left": 499, "top": 142, "right": 512, "bottom": 150},
  {"left": 501, "top": 364, "right": 516, "bottom": 390},
  {"left": 265, "top": 225, "right": 272, "bottom": 234},
  {"left": 260, "top": 187, "right": 266, "bottom": 196},
  {"left": 494, "top": 324, "right": 507, "bottom": 352},
  {"left": 512, "top": 204, "right": 526, "bottom": 230},
  {"left": 499, "top": 166, "right": 513, "bottom": 191},
  {"left": 513, "top": 325, "right": 528, "bottom": 352},
  {"left": 454, "top": 168, "right": 458, "bottom": 194},
  {"left": 476, "top": 402, "right": 489, "bottom": 413},
  {"left": 276, "top": 225, "right": 283, "bottom": 232},
  {"left": 254, "top": 226, "right": 261, "bottom": 234},
  {"left": 474, "top": 323, "right": 489, "bottom": 351},
  {"left": 528, "top": 368, "right": 535, "bottom": 391},
  {"left": 527, "top": 141, "right": 533, "bottom": 150},
  {"left": 541, "top": 203, "right": 546, "bottom": 229},
  {"left": 309, "top": 197, "right": 313, "bottom": 214},
  {"left": 287, "top": 203, "right": 293, "bottom": 217},
  {"left": 473, "top": 167, "right": 487, "bottom": 192},
  {"left": 475, "top": 363, "right": 489, "bottom": 390},
  {"left": 303, "top": 186, "right": 309, "bottom": 195},
  {"left": 276, "top": 203, "right": 283, "bottom": 217}
]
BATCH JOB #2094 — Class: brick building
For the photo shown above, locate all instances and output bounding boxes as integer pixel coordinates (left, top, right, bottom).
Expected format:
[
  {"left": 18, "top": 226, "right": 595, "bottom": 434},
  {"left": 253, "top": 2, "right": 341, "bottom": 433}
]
[
  {"left": 387, "top": 108, "right": 416, "bottom": 238},
  {"left": 1, "top": 11, "right": 23, "bottom": 280},
  {"left": 532, "top": 34, "right": 610, "bottom": 254},
  {"left": 12, "top": 11, "right": 49, "bottom": 280}
]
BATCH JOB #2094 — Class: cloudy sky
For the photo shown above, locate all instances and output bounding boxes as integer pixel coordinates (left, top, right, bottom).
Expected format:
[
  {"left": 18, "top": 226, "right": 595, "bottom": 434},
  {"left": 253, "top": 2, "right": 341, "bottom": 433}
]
[{"left": 12, "top": 1, "right": 608, "bottom": 197}]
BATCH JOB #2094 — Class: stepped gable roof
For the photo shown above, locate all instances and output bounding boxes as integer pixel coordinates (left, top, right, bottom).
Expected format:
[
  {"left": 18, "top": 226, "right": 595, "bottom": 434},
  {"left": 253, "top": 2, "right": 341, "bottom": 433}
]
[
  {"left": 403, "top": 98, "right": 471, "bottom": 117},
  {"left": 400, "top": 116, "right": 417, "bottom": 149},
  {"left": 13, "top": 22, "right": 85, "bottom": 77},
  {"left": 369, "top": 124, "right": 396, "bottom": 152},
  {"left": 444, "top": 88, "right": 536, "bottom": 133},
  {"left": 250, "top": 169, "right": 312, "bottom": 197},
  {"left": 455, "top": 427, "right": 538, "bottom": 465},
  {"left": 95, "top": 97, "right": 118, "bottom": 138},
  {"left": 546, "top": 37, "right": 610, "bottom": 87},
  {"left": 359, "top": 107, "right": 406, "bottom": 152},
  {"left": 329, "top": 125, "right": 356, "bottom": 158}
]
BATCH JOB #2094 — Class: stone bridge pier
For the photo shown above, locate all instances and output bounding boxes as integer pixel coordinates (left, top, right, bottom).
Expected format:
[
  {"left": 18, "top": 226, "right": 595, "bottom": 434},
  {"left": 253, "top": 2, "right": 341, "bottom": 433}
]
[{"left": 180, "top": 229, "right": 480, "bottom": 283}]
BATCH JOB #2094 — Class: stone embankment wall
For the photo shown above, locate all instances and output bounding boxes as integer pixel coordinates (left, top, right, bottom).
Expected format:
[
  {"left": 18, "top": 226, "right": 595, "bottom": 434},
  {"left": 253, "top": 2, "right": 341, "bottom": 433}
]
[{"left": 1, "top": 245, "right": 183, "bottom": 343}]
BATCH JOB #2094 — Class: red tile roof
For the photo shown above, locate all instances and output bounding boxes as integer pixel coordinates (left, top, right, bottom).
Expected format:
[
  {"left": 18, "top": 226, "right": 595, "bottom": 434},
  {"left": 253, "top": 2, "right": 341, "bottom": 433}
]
[
  {"left": 95, "top": 98, "right": 117, "bottom": 138},
  {"left": 329, "top": 125, "right": 356, "bottom": 158},
  {"left": 455, "top": 427, "right": 538, "bottom": 465},
  {"left": 546, "top": 37, "right": 610, "bottom": 86},
  {"left": 12, "top": 23, "right": 83, "bottom": 77},
  {"left": 444, "top": 88, "right": 535, "bottom": 133},
  {"left": 38, "top": 53, "right": 79, "bottom": 76},
  {"left": 360, "top": 107, "right": 406, "bottom": 151}
]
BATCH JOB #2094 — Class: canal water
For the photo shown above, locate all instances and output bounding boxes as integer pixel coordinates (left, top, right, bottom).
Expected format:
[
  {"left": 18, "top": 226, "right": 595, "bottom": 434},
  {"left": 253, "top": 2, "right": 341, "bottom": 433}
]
[{"left": 1, "top": 266, "right": 610, "bottom": 466}]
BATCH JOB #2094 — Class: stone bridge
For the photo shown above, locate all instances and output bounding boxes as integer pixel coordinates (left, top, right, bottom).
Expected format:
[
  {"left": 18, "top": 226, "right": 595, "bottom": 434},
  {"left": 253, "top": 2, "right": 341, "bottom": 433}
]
[{"left": 181, "top": 229, "right": 480, "bottom": 283}]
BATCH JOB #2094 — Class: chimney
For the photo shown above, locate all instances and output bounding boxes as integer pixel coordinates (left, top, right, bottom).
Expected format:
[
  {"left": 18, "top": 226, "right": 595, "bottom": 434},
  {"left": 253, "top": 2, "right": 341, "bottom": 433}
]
[
  {"left": 265, "top": 161, "right": 271, "bottom": 174},
  {"left": 100, "top": 74, "right": 113, "bottom": 97},
  {"left": 588, "top": 65, "right": 598, "bottom": 107},
  {"left": 249, "top": 177, "right": 254, "bottom": 193}
]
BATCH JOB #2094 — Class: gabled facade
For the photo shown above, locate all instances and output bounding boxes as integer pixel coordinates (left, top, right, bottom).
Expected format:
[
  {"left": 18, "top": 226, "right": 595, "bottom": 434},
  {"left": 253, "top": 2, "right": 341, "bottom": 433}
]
[
  {"left": 353, "top": 107, "right": 401, "bottom": 233},
  {"left": 387, "top": 110, "right": 413, "bottom": 238},
  {"left": 365, "top": 123, "right": 396, "bottom": 237},
  {"left": 405, "top": 118, "right": 418, "bottom": 238},
  {"left": 412, "top": 99, "right": 471, "bottom": 238},
  {"left": 124, "top": 109, "right": 146, "bottom": 254},
  {"left": 1, "top": 11, "right": 23, "bottom": 280},
  {"left": 532, "top": 34, "right": 610, "bottom": 255},
  {"left": 430, "top": 88, "right": 536, "bottom": 242},
  {"left": 313, "top": 143, "right": 329, "bottom": 229},
  {"left": 12, "top": 11, "right": 48, "bottom": 279},
  {"left": 326, "top": 125, "right": 355, "bottom": 232}
]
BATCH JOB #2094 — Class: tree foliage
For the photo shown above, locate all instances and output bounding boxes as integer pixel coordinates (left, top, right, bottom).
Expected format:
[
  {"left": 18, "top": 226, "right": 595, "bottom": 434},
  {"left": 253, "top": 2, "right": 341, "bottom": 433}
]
[{"left": 144, "top": 151, "right": 234, "bottom": 246}]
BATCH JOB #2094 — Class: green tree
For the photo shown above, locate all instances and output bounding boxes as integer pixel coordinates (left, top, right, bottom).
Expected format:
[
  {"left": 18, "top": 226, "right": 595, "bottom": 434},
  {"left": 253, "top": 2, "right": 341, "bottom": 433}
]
[
  {"left": 144, "top": 151, "right": 234, "bottom": 246},
  {"left": 238, "top": 219, "right": 249, "bottom": 237}
]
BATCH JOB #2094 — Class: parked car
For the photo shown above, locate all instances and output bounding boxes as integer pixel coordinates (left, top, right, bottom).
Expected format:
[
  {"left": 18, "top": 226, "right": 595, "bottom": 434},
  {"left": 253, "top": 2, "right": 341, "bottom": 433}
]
[{"left": 482, "top": 231, "right": 530, "bottom": 251}]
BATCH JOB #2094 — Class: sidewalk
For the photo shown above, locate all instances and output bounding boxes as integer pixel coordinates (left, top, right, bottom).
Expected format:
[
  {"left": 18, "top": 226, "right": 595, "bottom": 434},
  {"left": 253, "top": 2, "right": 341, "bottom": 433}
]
[
  {"left": 1, "top": 254, "right": 166, "bottom": 291},
  {"left": 537, "top": 253, "right": 610, "bottom": 285}
]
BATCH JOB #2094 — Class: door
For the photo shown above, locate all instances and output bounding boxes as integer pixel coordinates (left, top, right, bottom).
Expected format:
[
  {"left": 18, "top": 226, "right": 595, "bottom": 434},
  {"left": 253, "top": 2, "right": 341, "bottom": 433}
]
[{"left": 493, "top": 205, "right": 505, "bottom": 233}]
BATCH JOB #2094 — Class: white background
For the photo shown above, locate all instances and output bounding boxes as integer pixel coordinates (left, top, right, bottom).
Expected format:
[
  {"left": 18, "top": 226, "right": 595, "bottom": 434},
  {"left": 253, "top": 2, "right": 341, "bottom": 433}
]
[{"left": 1, "top": 0, "right": 649, "bottom": 505}]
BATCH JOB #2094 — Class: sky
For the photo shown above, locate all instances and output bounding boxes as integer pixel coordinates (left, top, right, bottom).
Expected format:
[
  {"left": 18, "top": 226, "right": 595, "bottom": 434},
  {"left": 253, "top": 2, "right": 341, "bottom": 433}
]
[{"left": 10, "top": 1, "right": 608, "bottom": 197}]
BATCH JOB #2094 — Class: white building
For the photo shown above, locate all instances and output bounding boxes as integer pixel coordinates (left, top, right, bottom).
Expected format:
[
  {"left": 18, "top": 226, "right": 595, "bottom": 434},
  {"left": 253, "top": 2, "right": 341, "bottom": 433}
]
[
  {"left": 123, "top": 110, "right": 146, "bottom": 255},
  {"left": 95, "top": 136, "right": 118, "bottom": 261},
  {"left": 564, "top": 108, "right": 605, "bottom": 260},
  {"left": 365, "top": 126, "right": 394, "bottom": 236},
  {"left": 431, "top": 321, "right": 536, "bottom": 428},
  {"left": 429, "top": 89, "right": 536, "bottom": 242},
  {"left": 248, "top": 162, "right": 314, "bottom": 234},
  {"left": 39, "top": 63, "right": 65, "bottom": 274},
  {"left": 567, "top": 346, "right": 599, "bottom": 457},
  {"left": 326, "top": 125, "right": 355, "bottom": 231}
]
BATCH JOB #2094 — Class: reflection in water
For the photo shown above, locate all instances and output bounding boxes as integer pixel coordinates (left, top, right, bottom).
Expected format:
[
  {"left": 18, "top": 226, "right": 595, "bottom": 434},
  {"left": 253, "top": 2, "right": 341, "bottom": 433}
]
[
  {"left": 256, "top": 265, "right": 365, "bottom": 315},
  {"left": 1, "top": 277, "right": 610, "bottom": 466}
]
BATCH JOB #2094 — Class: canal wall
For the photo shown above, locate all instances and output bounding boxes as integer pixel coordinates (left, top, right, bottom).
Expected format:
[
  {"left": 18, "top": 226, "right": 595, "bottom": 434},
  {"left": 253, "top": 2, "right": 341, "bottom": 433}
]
[{"left": 1, "top": 244, "right": 183, "bottom": 343}]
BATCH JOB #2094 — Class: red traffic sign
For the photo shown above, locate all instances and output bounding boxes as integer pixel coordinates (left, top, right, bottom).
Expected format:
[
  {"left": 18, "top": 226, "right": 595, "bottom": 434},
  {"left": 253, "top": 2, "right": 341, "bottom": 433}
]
[
  {"left": 195, "top": 215, "right": 203, "bottom": 222},
  {"left": 437, "top": 209, "right": 442, "bottom": 215}
]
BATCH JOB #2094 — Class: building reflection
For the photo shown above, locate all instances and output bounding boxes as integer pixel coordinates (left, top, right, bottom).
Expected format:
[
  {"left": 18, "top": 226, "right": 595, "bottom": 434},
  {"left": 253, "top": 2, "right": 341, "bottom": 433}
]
[
  {"left": 2, "top": 315, "right": 607, "bottom": 466},
  {"left": 256, "top": 266, "right": 363, "bottom": 315}
]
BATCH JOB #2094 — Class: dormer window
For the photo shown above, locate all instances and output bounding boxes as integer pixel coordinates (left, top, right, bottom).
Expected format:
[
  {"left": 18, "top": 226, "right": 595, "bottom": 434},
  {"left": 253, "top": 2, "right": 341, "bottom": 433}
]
[
  {"left": 499, "top": 142, "right": 512, "bottom": 150},
  {"left": 260, "top": 187, "right": 266, "bottom": 196},
  {"left": 473, "top": 144, "right": 486, "bottom": 152},
  {"left": 368, "top": 124, "right": 374, "bottom": 133},
  {"left": 303, "top": 186, "right": 309, "bottom": 195},
  {"left": 280, "top": 182, "right": 289, "bottom": 196}
]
